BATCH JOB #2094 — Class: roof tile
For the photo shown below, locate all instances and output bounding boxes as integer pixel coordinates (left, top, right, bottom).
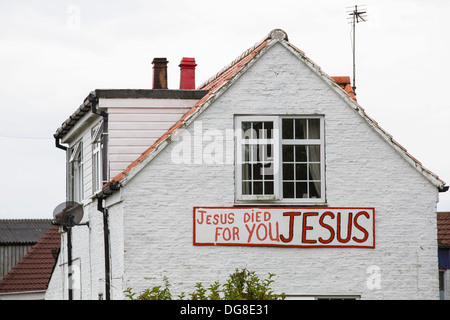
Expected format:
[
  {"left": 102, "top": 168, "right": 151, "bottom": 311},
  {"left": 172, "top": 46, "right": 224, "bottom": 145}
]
[
  {"left": 0, "top": 225, "right": 60, "bottom": 293},
  {"left": 438, "top": 212, "right": 450, "bottom": 246},
  {"left": 331, "top": 76, "right": 356, "bottom": 102}
]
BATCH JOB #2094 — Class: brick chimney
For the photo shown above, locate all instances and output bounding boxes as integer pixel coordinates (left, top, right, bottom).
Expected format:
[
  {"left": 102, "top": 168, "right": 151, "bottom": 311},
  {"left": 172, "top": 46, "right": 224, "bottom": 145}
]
[
  {"left": 152, "top": 58, "right": 168, "bottom": 89},
  {"left": 179, "top": 57, "right": 197, "bottom": 90}
]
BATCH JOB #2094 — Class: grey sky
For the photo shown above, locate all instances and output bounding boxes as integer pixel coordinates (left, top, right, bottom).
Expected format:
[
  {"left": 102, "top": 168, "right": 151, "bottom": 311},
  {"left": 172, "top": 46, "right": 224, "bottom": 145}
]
[{"left": 0, "top": 0, "right": 449, "bottom": 219}]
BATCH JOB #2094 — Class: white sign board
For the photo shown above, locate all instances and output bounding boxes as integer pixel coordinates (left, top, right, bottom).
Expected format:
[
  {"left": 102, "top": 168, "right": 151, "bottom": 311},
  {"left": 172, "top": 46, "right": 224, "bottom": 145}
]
[{"left": 194, "top": 207, "right": 375, "bottom": 248}]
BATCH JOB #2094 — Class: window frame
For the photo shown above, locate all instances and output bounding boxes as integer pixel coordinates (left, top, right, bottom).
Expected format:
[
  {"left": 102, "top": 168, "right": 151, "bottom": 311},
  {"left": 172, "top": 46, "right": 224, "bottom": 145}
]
[
  {"left": 92, "top": 122, "right": 103, "bottom": 194},
  {"left": 235, "top": 116, "right": 281, "bottom": 201},
  {"left": 235, "top": 115, "right": 325, "bottom": 204},
  {"left": 68, "top": 140, "right": 83, "bottom": 203}
]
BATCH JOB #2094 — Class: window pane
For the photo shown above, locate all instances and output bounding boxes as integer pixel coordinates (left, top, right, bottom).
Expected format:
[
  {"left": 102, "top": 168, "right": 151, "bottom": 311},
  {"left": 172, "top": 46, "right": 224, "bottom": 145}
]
[
  {"left": 283, "top": 182, "right": 295, "bottom": 198},
  {"left": 283, "top": 163, "right": 294, "bottom": 180},
  {"left": 242, "top": 163, "right": 252, "bottom": 180},
  {"left": 309, "top": 182, "right": 321, "bottom": 198},
  {"left": 242, "top": 182, "right": 252, "bottom": 195},
  {"left": 253, "top": 182, "right": 263, "bottom": 195},
  {"left": 256, "top": 144, "right": 271, "bottom": 162},
  {"left": 252, "top": 163, "right": 262, "bottom": 180},
  {"left": 263, "top": 163, "right": 274, "bottom": 180},
  {"left": 263, "top": 122, "right": 273, "bottom": 139},
  {"left": 249, "top": 145, "right": 256, "bottom": 162},
  {"left": 308, "top": 119, "right": 320, "bottom": 139},
  {"left": 296, "top": 164, "right": 307, "bottom": 180},
  {"left": 296, "top": 182, "right": 308, "bottom": 198},
  {"left": 93, "top": 153, "right": 98, "bottom": 189},
  {"left": 295, "top": 119, "right": 307, "bottom": 139},
  {"left": 282, "top": 119, "right": 294, "bottom": 139},
  {"left": 242, "top": 122, "right": 252, "bottom": 139},
  {"left": 282, "top": 145, "right": 294, "bottom": 162},
  {"left": 243, "top": 145, "right": 250, "bottom": 162},
  {"left": 295, "top": 145, "right": 307, "bottom": 162},
  {"left": 309, "top": 145, "right": 320, "bottom": 162},
  {"left": 255, "top": 144, "right": 262, "bottom": 162},
  {"left": 264, "top": 181, "right": 274, "bottom": 195},
  {"left": 253, "top": 122, "right": 263, "bottom": 139},
  {"left": 265, "top": 144, "right": 273, "bottom": 160},
  {"left": 309, "top": 164, "right": 321, "bottom": 180}
]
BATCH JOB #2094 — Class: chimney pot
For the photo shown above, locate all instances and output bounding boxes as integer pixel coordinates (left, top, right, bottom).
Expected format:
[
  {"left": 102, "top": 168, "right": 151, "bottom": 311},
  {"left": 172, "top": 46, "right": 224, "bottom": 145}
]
[
  {"left": 179, "top": 57, "right": 197, "bottom": 90},
  {"left": 152, "top": 58, "right": 168, "bottom": 89}
]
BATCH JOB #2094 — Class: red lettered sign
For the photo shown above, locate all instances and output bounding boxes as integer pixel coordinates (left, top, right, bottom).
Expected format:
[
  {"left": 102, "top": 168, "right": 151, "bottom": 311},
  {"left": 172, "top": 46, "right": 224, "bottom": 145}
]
[{"left": 193, "top": 207, "right": 375, "bottom": 248}]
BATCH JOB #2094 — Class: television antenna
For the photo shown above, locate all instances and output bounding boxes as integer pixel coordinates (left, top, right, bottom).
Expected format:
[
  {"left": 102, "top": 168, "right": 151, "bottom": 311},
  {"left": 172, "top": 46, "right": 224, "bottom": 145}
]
[
  {"left": 347, "top": 5, "right": 367, "bottom": 96},
  {"left": 53, "top": 201, "right": 89, "bottom": 300}
]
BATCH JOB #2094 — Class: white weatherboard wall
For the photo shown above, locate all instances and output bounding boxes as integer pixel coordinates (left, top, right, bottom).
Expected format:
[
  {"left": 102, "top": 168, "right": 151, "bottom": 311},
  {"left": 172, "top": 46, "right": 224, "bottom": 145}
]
[
  {"left": 116, "top": 42, "right": 439, "bottom": 299},
  {"left": 100, "top": 98, "right": 198, "bottom": 178},
  {"left": 61, "top": 112, "right": 103, "bottom": 202}
]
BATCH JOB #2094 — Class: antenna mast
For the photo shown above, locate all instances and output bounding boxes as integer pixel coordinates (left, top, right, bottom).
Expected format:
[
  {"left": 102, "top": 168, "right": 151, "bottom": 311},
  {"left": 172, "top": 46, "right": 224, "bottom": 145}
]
[{"left": 348, "top": 5, "right": 367, "bottom": 96}]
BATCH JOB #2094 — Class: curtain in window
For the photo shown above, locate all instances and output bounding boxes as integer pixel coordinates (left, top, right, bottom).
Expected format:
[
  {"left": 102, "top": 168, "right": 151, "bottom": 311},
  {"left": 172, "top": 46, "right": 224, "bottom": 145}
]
[
  {"left": 308, "top": 119, "right": 321, "bottom": 197},
  {"left": 309, "top": 146, "right": 321, "bottom": 197}
]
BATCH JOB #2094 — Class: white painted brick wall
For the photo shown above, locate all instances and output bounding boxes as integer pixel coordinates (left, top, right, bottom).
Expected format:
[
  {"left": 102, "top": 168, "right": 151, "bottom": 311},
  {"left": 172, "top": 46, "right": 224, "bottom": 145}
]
[
  {"left": 46, "top": 201, "right": 109, "bottom": 300},
  {"left": 47, "top": 42, "right": 440, "bottom": 300}
]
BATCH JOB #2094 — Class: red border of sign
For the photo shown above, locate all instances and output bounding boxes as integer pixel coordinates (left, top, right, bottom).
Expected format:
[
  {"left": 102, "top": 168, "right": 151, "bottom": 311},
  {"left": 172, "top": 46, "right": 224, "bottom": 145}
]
[{"left": 193, "top": 206, "right": 375, "bottom": 248}]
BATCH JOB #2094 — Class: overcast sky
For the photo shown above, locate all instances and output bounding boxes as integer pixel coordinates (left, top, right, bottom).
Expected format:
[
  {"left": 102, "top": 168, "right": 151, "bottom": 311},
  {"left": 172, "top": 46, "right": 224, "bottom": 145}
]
[{"left": 0, "top": 0, "right": 449, "bottom": 219}]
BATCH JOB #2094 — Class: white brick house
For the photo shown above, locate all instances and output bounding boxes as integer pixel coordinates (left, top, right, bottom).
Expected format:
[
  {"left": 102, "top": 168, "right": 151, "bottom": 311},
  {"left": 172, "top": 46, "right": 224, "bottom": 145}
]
[{"left": 46, "top": 29, "right": 447, "bottom": 300}]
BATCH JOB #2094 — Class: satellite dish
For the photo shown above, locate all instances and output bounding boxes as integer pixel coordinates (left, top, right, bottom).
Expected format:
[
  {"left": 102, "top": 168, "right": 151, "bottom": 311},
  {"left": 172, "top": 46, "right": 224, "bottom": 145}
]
[{"left": 53, "top": 201, "right": 87, "bottom": 228}]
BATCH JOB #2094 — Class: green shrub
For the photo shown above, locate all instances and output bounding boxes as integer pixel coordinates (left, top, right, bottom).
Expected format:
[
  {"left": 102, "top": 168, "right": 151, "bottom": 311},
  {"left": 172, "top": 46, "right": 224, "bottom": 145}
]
[
  {"left": 125, "top": 268, "right": 285, "bottom": 300},
  {"left": 124, "top": 276, "right": 172, "bottom": 300}
]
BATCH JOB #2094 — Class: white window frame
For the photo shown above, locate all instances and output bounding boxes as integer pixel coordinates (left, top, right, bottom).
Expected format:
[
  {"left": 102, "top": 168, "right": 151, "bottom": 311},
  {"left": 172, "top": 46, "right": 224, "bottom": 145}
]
[
  {"left": 235, "top": 116, "right": 280, "bottom": 201},
  {"left": 69, "top": 140, "right": 83, "bottom": 203},
  {"left": 235, "top": 115, "right": 325, "bottom": 204},
  {"left": 92, "top": 122, "right": 103, "bottom": 194}
]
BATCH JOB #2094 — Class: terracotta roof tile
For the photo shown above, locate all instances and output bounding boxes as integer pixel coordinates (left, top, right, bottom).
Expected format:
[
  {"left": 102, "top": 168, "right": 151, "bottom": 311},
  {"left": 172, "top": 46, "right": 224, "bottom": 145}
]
[
  {"left": 331, "top": 76, "right": 356, "bottom": 102},
  {"left": 438, "top": 212, "right": 450, "bottom": 246},
  {"left": 0, "top": 225, "right": 60, "bottom": 293}
]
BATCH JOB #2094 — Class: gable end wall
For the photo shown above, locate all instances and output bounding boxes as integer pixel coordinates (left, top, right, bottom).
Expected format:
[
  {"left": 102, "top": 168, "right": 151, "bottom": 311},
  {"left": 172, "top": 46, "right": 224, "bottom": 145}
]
[{"left": 60, "top": 42, "right": 439, "bottom": 300}]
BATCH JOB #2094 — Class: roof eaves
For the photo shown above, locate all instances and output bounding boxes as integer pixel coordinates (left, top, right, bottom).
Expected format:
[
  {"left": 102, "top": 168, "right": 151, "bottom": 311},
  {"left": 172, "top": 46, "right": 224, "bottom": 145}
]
[
  {"left": 95, "top": 89, "right": 209, "bottom": 100},
  {"left": 54, "top": 92, "right": 96, "bottom": 139},
  {"left": 0, "top": 290, "right": 46, "bottom": 296}
]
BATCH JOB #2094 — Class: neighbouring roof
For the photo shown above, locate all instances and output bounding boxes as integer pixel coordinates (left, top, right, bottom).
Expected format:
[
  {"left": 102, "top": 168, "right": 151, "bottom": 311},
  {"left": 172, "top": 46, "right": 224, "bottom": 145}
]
[
  {"left": 0, "top": 219, "right": 53, "bottom": 244},
  {"left": 102, "top": 29, "right": 445, "bottom": 191},
  {"left": 438, "top": 212, "right": 450, "bottom": 247},
  {"left": 0, "top": 225, "right": 60, "bottom": 293},
  {"left": 331, "top": 76, "right": 356, "bottom": 101}
]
